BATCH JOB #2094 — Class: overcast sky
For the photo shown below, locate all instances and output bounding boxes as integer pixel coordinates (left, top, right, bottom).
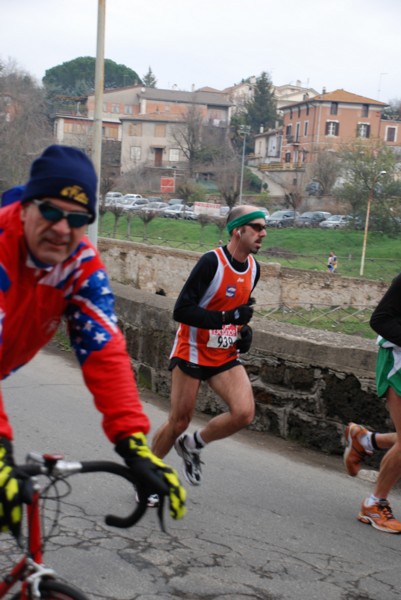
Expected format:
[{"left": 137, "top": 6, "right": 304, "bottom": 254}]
[{"left": 2, "top": 0, "right": 400, "bottom": 104}]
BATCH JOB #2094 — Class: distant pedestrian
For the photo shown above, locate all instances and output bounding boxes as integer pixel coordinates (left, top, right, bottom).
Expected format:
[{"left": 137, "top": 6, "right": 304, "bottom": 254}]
[{"left": 327, "top": 251, "right": 337, "bottom": 273}]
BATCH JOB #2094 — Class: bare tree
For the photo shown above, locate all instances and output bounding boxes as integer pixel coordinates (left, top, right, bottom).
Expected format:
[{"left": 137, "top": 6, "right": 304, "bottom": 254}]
[
  {"left": 0, "top": 59, "right": 53, "bottom": 193},
  {"left": 214, "top": 152, "right": 241, "bottom": 209},
  {"left": 172, "top": 103, "right": 204, "bottom": 178},
  {"left": 136, "top": 209, "right": 157, "bottom": 241},
  {"left": 310, "top": 149, "right": 341, "bottom": 195}
]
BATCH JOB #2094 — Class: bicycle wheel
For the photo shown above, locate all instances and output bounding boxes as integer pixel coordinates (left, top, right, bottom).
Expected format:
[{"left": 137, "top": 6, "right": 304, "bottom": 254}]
[{"left": 10, "top": 578, "right": 90, "bottom": 600}]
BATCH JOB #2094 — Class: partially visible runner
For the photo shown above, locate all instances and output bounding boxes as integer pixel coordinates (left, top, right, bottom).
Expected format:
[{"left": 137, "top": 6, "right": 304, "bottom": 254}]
[
  {"left": 151, "top": 205, "right": 266, "bottom": 490},
  {"left": 344, "top": 271, "right": 401, "bottom": 533},
  {"left": 0, "top": 145, "right": 185, "bottom": 539}
]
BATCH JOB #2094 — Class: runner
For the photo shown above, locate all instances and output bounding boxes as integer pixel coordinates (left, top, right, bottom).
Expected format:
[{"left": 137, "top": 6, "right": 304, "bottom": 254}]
[{"left": 151, "top": 205, "right": 266, "bottom": 488}]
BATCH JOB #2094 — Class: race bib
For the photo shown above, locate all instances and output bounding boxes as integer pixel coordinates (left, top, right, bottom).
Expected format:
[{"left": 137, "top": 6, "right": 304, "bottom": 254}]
[{"left": 207, "top": 325, "right": 238, "bottom": 348}]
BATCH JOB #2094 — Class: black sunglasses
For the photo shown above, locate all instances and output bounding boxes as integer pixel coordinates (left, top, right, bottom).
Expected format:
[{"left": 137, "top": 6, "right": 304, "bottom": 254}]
[
  {"left": 245, "top": 222, "right": 267, "bottom": 232},
  {"left": 33, "top": 200, "right": 92, "bottom": 228}
]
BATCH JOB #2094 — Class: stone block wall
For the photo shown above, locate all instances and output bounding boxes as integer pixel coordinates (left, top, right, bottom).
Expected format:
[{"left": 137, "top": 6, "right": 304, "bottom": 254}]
[
  {"left": 112, "top": 282, "right": 392, "bottom": 461},
  {"left": 99, "top": 238, "right": 389, "bottom": 310}
]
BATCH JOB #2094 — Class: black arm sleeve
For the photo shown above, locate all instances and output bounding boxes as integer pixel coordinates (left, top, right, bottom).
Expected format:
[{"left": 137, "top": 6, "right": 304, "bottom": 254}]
[
  {"left": 173, "top": 252, "right": 224, "bottom": 329},
  {"left": 370, "top": 273, "right": 401, "bottom": 346},
  {"left": 173, "top": 249, "right": 261, "bottom": 330}
]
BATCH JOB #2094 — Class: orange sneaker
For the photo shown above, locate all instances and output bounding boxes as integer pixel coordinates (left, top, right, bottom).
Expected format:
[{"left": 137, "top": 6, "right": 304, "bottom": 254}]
[
  {"left": 358, "top": 500, "right": 401, "bottom": 534},
  {"left": 344, "top": 422, "right": 372, "bottom": 476}
]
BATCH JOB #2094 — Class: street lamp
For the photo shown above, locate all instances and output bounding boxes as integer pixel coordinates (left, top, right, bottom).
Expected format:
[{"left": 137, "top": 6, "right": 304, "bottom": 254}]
[
  {"left": 239, "top": 125, "right": 251, "bottom": 204},
  {"left": 359, "top": 170, "right": 386, "bottom": 276}
]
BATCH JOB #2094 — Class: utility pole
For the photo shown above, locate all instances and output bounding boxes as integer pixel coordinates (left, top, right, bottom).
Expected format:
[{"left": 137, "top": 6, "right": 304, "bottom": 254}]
[
  {"left": 359, "top": 170, "right": 386, "bottom": 276},
  {"left": 239, "top": 125, "right": 251, "bottom": 204},
  {"left": 88, "top": 0, "right": 106, "bottom": 247}
]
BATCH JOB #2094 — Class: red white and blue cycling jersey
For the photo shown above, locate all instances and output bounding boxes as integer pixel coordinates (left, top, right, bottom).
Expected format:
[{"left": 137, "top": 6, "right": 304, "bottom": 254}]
[{"left": 0, "top": 202, "right": 150, "bottom": 442}]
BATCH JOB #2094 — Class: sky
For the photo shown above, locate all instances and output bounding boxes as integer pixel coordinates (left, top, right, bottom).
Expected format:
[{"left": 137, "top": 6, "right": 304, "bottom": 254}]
[{"left": 2, "top": 0, "right": 400, "bottom": 104}]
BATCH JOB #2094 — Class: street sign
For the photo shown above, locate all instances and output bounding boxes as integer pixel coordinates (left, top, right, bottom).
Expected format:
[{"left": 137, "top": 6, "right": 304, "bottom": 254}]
[{"left": 160, "top": 177, "right": 175, "bottom": 193}]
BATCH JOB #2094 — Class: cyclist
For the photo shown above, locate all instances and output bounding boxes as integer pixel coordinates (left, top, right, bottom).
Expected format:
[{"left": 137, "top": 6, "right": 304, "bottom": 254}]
[
  {"left": 151, "top": 206, "right": 266, "bottom": 488},
  {"left": 0, "top": 145, "right": 185, "bottom": 537}
]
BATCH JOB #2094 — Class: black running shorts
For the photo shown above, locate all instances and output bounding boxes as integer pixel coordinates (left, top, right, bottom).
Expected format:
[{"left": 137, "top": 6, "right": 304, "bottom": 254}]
[{"left": 168, "top": 357, "right": 242, "bottom": 381}]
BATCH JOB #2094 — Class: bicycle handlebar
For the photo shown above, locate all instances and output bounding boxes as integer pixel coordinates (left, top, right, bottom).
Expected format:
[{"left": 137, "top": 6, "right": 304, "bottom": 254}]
[{"left": 15, "top": 455, "right": 158, "bottom": 530}]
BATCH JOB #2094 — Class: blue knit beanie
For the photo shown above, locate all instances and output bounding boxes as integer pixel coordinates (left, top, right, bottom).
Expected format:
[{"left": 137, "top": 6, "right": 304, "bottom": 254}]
[{"left": 21, "top": 145, "right": 97, "bottom": 223}]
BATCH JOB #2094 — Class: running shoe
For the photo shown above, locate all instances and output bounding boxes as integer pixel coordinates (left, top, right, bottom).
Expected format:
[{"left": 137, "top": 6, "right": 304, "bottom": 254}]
[
  {"left": 343, "top": 422, "right": 372, "bottom": 477},
  {"left": 358, "top": 499, "right": 401, "bottom": 534},
  {"left": 174, "top": 434, "right": 203, "bottom": 486},
  {"left": 135, "top": 492, "right": 160, "bottom": 507}
]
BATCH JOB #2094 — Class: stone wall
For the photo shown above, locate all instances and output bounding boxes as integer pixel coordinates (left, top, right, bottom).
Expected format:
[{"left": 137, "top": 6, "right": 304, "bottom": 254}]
[
  {"left": 112, "top": 282, "right": 391, "bottom": 461},
  {"left": 99, "top": 238, "right": 389, "bottom": 310}
]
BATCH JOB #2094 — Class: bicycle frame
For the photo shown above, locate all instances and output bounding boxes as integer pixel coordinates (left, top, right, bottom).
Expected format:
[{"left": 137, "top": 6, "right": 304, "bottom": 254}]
[
  {"left": 0, "top": 482, "right": 56, "bottom": 599},
  {"left": 0, "top": 452, "right": 152, "bottom": 599}
]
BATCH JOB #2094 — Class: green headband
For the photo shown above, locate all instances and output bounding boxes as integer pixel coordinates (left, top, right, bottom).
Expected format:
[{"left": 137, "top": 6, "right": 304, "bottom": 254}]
[{"left": 226, "top": 210, "right": 266, "bottom": 234}]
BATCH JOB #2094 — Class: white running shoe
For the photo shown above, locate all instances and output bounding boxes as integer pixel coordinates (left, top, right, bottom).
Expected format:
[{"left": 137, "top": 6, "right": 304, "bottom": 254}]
[
  {"left": 174, "top": 434, "right": 203, "bottom": 486},
  {"left": 135, "top": 492, "right": 160, "bottom": 507}
]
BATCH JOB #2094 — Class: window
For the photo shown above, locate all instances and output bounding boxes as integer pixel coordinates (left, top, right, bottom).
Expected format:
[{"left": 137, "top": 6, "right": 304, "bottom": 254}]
[
  {"left": 330, "top": 102, "right": 338, "bottom": 115},
  {"left": 169, "top": 148, "right": 180, "bottom": 161},
  {"left": 286, "top": 124, "right": 292, "bottom": 141},
  {"left": 111, "top": 103, "right": 120, "bottom": 114},
  {"left": 361, "top": 104, "right": 369, "bottom": 117},
  {"left": 285, "top": 152, "right": 291, "bottom": 163},
  {"left": 304, "top": 121, "right": 309, "bottom": 136},
  {"left": 104, "top": 126, "right": 118, "bottom": 139},
  {"left": 295, "top": 123, "right": 300, "bottom": 142},
  {"left": 386, "top": 126, "right": 396, "bottom": 142},
  {"left": 129, "top": 123, "right": 142, "bottom": 136},
  {"left": 124, "top": 105, "right": 133, "bottom": 114},
  {"left": 297, "top": 106, "right": 301, "bottom": 117},
  {"left": 357, "top": 123, "right": 370, "bottom": 138},
  {"left": 154, "top": 124, "right": 166, "bottom": 137},
  {"left": 130, "top": 146, "right": 141, "bottom": 160},
  {"left": 306, "top": 104, "right": 310, "bottom": 116},
  {"left": 325, "top": 121, "right": 339, "bottom": 136},
  {"left": 289, "top": 108, "right": 293, "bottom": 119}
]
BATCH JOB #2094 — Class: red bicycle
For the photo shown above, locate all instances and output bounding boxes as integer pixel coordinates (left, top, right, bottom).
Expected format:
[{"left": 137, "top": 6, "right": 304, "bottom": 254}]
[{"left": 0, "top": 451, "right": 154, "bottom": 599}]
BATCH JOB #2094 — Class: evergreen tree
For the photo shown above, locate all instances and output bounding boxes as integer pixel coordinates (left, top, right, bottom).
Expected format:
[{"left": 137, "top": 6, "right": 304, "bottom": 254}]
[
  {"left": 43, "top": 57, "right": 142, "bottom": 96},
  {"left": 142, "top": 67, "right": 157, "bottom": 88},
  {"left": 244, "top": 71, "right": 277, "bottom": 134}
]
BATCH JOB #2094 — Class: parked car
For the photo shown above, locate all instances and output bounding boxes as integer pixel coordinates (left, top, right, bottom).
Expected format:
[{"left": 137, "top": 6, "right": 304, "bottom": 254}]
[
  {"left": 118, "top": 197, "right": 149, "bottom": 211},
  {"left": 141, "top": 201, "right": 169, "bottom": 214},
  {"left": 104, "top": 191, "right": 123, "bottom": 207},
  {"left": 319, "top": 215, "right": 351, "bottom": 229},
  {"left": 305, "top": 181, "right": 324, "bottom": 196},
  {"left": 168, "top": 198, "right": 184, "bottom": 206},
  {"left": 295, "top": 211, "right": 332, "bottom": 227},
  {"left": 163, "top": 204, "right": 197, "bottom": 219},
  {"left": 123, "top": 193, "right": 143, "bottom": 202},
  {"left": 265, "top": 210, "right": 299, "bottom": 227}
]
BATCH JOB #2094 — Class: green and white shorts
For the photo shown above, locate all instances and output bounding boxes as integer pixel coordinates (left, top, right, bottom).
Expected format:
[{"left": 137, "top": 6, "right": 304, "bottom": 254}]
[{"left": 376, "top": 340, "right": 401, "bottom": 398}]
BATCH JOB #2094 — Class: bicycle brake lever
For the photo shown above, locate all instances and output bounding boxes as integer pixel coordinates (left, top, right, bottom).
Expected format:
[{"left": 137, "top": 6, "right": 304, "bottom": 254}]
[{"left": 157, "top": 495, "right": 166, "bottom": 533}]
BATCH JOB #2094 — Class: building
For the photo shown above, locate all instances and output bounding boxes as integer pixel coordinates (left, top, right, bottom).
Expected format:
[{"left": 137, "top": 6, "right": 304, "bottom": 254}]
[
  {"left": 280, "top": 89, "right": 391, "bottom": 166},
  {"left": 54, "top": 85, "right": 232, "bottom": 177}
]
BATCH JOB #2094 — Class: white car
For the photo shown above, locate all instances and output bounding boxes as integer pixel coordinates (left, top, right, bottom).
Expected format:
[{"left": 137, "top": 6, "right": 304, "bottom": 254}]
[
  {"left": 141, "top": 201, "right": 169, "bottom": 214},
  {"left": 104, "top": 191, "right": 123, "bottom": 206},
  {"left": 123, "top": 193, "right": 143, "bottom": 202},
  {"left": 163, "top": 204, "right": 197, "bottom": 219},
  {"left": 319, "top": 215, "right": 351, "bottom": 229}
]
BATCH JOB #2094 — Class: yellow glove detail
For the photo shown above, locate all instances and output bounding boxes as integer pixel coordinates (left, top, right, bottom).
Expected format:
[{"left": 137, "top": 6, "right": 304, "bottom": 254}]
[{"left": 116, "top": 432, "right": 186, "bottom": 520}]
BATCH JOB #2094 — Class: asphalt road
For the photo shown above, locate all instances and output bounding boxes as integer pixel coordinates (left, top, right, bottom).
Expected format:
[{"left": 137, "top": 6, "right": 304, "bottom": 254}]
[{"left": 2, "top": 347, "right": 401, "bottom": 600}]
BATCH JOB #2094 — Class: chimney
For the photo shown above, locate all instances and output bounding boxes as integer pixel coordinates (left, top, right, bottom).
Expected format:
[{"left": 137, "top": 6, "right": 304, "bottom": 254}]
[
  {"left": 322, "top": 87, "right": 326, "bottom": 94},
  {"left": 259, "top": 125, "right": 264, "bottom": 133}
]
